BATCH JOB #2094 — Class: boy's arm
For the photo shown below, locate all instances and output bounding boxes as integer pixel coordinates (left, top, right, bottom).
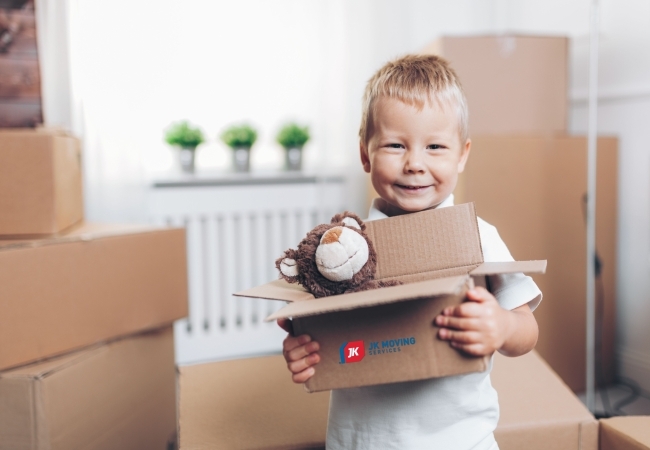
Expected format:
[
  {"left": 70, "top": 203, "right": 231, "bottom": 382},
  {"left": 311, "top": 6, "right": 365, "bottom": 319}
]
[
  {"left": 278, "top": 318, "right": 320, "bottom": 383},
  {"left": 435, "top": 287, "right": 538, "bottom": 357}
]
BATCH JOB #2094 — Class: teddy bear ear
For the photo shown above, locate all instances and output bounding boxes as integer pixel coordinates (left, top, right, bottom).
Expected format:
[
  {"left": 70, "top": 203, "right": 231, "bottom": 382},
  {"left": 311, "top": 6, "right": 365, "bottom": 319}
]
[
  {"left": 330, "top": 211, "right": 365, "bottom": 231},
  {"left": 275, "top": 249, "right": 300, "bottom": 282}
]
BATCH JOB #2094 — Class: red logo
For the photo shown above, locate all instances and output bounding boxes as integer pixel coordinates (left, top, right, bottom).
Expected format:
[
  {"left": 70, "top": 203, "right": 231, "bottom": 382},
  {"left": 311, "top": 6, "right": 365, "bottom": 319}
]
[{"left": 340, "top": 340, "right": 365, "bottom": 364}]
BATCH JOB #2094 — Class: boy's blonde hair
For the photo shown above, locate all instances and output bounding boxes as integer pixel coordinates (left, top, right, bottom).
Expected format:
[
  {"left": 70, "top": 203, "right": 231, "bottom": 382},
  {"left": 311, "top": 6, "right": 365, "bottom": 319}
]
[{"left": 359, "top": 54, "right": 468, "bottom": 144}]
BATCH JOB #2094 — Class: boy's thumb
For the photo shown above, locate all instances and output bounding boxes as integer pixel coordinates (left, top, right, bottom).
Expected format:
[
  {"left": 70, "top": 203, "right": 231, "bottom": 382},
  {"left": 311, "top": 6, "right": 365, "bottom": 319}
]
[{"left": 466, "top": 287, "right": 488, "bottom": 302}]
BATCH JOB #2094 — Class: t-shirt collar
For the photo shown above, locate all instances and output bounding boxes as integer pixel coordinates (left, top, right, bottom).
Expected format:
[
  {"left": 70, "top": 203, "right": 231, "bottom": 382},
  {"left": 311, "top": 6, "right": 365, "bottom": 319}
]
[{"left": 367, "top": 194, "right": 455, "bottom": 221}]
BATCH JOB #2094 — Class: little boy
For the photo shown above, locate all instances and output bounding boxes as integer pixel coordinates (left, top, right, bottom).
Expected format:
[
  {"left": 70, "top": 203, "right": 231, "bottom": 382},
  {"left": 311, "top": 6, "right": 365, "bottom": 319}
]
[{"left": 278, "top": 54, "right": 542, "bottom": 450}]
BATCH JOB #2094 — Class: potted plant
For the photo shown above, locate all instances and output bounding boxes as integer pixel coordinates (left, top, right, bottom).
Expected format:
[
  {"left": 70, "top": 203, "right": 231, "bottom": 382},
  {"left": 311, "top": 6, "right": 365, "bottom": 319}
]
[
  {"left": 276, "top": 122, "right": 310, "bottom": 171},
  {"left": 220, "top": 124, "right": 258, "bottom": 172},
  {"left": 164, "top": 121, "right": 205, "bottom": 173}
]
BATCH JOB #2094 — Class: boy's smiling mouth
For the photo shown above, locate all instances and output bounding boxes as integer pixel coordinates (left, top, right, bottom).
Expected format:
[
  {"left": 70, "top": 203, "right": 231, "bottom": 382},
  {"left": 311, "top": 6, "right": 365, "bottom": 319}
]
[{"left": 395, "top": 184, "right": 433, "bottom": 192}]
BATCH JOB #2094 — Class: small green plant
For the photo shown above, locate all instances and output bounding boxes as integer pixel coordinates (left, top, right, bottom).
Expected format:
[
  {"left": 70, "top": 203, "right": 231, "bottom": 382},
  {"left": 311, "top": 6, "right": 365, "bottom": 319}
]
[
  {"left": 220, "top": 124, "right": 258, "bottom": 149},
  {"left": 276, "top": 123, "right": 310, "bottom": 149},
  {"left": 164, "top": 121, "right": 205, "bottom": 149}
]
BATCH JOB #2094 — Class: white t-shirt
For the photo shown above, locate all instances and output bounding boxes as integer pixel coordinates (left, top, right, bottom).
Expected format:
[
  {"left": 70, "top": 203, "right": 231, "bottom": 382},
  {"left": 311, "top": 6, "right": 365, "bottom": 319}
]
[{"left": 326, "top": 195, "right": 542, "bottom": 450}]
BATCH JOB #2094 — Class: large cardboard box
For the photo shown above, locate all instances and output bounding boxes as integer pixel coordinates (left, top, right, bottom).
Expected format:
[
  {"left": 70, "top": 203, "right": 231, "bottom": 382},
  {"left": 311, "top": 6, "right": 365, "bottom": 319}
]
[
  {"left": 455, "top": 135, "right": 618, "bottom": 391},
  {"left": 0, "top": 223, "right": 188, "bottom": 370},
  {"left": 177, "top": 351, "right": 596, "bottom": 450},
  {"left": 422, "top": 35, "right": 568, "bottom": 135},
  {"left": 0, "top": 129, "right": 83, "bottom": 236},
  {"left": 0, "top": 327, "right": 176, "bottom": 450},
  {"left": 237, "top": 203, "right": 545, "bottom": 392},
  {"left": 493, "top": 351, "right": 598, "bottom": 450},
  {"left": 178, "top": 355, "right": 331, "bottom": 450},
  {"left": 600, "top": 417, "right": 650, "bottom": 450}
]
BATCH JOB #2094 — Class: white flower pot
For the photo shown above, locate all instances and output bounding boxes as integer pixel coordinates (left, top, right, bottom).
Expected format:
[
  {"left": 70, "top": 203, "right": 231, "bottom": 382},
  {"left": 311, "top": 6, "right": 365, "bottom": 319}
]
[
  {"left": 233, "top": 147, "right": 251, "bottom": 172},
  {"left": 285, "top": 147, "right": 302, "bottom": 171},
  {"left": 179, "top": 147, "right": 196, "bottom": 173}
]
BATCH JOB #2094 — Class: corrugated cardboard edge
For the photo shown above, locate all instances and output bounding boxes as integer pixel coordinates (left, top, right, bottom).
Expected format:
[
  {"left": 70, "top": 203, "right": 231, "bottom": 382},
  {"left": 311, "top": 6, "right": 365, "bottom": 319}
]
[
  {"left": 580, "top": 418, "right": 599, "bottom": 450},
  {"left": 236, "top": 279, "right": 314, "bottom": 303},
  {"left": 0, "top": 223, "right": 176, "bottom": 251},
  {"left": 266, "top": 275, "right": 470, "bottom": 321},
  {"left": 470, "top": 260, "right": 547, "bottom": 275}
]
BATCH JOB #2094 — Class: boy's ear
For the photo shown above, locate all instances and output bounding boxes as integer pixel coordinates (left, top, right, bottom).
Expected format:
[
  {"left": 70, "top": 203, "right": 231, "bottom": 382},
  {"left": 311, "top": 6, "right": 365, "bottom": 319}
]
[
  {"left": 360, "top": 142, "right": 371, "bottom": 173},
  {"left": 457, "top": 138, "right": 471, "bottom": 173}
]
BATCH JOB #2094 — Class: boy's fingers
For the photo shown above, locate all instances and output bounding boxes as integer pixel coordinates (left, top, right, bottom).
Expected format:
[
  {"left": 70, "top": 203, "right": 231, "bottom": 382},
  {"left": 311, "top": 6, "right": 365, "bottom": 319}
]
[
  {"left": 292, "top": 366, "right": 316, "bottom": 384},
  {"left": 277, "top": 318, "right": 293, "bottom": 335},
  {"left": 435, "top": 315, "right": 479, "bottom": 331},
  {"left": 438, "top": 328, "right": 480, "bottom": 344},
  {"left": 285, "top": 341, "right": 320, "bottom": 362},
  {"left": 287, "top": 353, "right": 320, "bottom": 374},
  {"left": 451, "top": 302, "right": 482, "bottom": 318},
  {"left": 282, "top": 334, "right": 311, "bottom": 354}
]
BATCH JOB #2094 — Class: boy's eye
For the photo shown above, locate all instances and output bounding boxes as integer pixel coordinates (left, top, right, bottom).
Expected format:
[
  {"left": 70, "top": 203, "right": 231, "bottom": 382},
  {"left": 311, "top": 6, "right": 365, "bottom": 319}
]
[
  {"left": 387, "top": 143, "right": 404, "bottom": 149},
  {"left": 427, "top": 144, "right": 444, "bottom": 150}
]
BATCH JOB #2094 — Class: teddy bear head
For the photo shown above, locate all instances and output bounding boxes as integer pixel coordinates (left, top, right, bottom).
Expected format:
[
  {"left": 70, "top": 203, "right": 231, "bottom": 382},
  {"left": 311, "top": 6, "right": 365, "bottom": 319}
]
[{"left": 275, "top": 212, "right": 378, "bottom": 298}]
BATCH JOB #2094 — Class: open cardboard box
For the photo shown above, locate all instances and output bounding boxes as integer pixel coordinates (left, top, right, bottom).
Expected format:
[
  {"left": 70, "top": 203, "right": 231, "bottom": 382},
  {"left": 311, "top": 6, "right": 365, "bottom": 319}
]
[{"left": 236, "top": 203, "right": 546, "bottom": 392}]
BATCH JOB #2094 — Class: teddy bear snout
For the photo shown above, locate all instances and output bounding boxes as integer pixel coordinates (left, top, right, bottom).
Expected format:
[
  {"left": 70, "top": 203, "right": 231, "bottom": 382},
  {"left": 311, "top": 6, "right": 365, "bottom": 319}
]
[
  {"left": 322, "top": 227, "right": 343, "bottom": 244},
  {"left": 315, "top": 227, "right": 370, "bottom": 282}
]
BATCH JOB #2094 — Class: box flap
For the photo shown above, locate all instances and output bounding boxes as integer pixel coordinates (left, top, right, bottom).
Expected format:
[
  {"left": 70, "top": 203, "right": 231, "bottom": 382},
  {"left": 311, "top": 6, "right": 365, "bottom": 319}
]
[
  {"left": 266, "top": 275, "right": 469, "bottom": 321},
  {"left": 469, "top": 260, "right": 547, "bottom": 275},
  {"left": 234, "top": 279, "right": 314, "bottom": 303},
  {"left": 366, "top": 202, "right": 484, "bottom": 282}
]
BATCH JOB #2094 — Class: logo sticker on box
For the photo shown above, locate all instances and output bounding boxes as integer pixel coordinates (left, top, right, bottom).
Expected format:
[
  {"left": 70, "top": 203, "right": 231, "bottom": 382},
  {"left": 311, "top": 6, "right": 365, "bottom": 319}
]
[{"left": 339, "top": 340, "right": 365, "bottom": 364}]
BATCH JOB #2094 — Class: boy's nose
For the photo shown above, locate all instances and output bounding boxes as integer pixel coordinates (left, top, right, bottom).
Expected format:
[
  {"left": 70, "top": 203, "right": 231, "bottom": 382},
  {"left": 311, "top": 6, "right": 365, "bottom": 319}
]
[{"left": 404, "top": 151, "right": 425, "bottom": 173}]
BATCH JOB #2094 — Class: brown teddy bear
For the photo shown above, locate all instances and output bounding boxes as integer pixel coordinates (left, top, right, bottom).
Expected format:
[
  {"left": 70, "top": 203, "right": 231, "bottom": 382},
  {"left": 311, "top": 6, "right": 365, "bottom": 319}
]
[{"left": 275, "top": 211, "right": 401, "bottom": 298}]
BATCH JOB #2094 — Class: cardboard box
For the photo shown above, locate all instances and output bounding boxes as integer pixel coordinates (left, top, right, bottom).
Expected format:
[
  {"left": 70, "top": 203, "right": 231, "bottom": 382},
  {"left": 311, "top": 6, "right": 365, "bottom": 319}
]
[
  {"left": 600, "top": 417, "right": 650, "bottom": 450},
  {"left": 177, "top": 351, "right": 596, "bottom": 450},
  {"left": 178, "top": 355, "right": 330, "bottom": 450},
  {"left": 236, "top": 203, "right": 546, "bottom": 392},
  {"left": 0, "top": 327, "right": 176, "bottom": 450},
  {"left": 493, "top": 351, "right": 598, "bottom": 450},
  {"left": 0, "top": 223, "right": 188, "bottom": 370},
  {"left": 0, "top": 129, "right": 83, "bottom": 236},
  {"left": 455, "top": 135, "right": 618, "bottom": 391},
  {"left": 422, "top": 35, "right": 568, "bottom": 135}
]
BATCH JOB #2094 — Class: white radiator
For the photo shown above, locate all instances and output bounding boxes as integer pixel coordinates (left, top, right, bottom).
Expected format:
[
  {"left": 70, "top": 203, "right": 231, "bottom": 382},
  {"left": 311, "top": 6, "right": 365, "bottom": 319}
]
[{"left": 147, "top": 174, "right": 347, "bottom": 364}]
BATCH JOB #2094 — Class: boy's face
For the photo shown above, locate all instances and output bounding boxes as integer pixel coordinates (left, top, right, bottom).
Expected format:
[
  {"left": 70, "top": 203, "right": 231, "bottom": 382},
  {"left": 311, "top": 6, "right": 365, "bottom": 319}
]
[{"left": 361, "top": 96, "right": 471, "bottom": 213}]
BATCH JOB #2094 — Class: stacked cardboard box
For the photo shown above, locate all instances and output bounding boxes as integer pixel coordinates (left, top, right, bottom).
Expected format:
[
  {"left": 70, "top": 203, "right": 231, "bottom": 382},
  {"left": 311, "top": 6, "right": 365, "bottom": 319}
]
[
  {"left": 600, "top": 417, "right": 650, "bottom": 450},
  {"left": 421, "top": 35, "right": 617, "bottom": 392},
  {"left": 0, "top": 129, "right": 189, "bottom": 448},
  {"left": 178, "top": 351, "right": 598, "bottom": 449}
]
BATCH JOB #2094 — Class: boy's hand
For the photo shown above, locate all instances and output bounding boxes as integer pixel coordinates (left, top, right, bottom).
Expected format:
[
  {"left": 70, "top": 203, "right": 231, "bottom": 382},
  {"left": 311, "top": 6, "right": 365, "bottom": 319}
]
[
  {"left": 435, "top": 287, "right": 511, "bottom": 356},
  {"left": 277, "top": 318, "right": 321, "bottom": 383},
  {"left": 435, "top": 286, "right": 538, "bottom": 357}
]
